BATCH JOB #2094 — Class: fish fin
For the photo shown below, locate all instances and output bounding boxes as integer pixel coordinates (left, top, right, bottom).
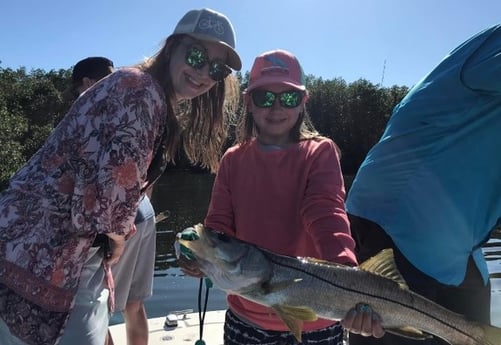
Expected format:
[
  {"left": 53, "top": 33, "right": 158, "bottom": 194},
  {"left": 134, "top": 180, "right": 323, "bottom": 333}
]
[
  {"left": 272, "top": 304, "right": 318, "bottom": 342},
  {"left": 482, "top": 323, "right": 501, "bottom": 345},
  {"left": 359, "top": 249, "right": 408, "bottom": 289},
  {"left": 385, "top": 326, "right": 432, "bottom": 340}
]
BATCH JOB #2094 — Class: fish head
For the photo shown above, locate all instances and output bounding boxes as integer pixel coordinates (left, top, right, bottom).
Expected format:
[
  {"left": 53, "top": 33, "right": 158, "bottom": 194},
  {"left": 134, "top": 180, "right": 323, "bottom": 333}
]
[{"left": 179, "top": 224, "right": 272, "bottom": 292}]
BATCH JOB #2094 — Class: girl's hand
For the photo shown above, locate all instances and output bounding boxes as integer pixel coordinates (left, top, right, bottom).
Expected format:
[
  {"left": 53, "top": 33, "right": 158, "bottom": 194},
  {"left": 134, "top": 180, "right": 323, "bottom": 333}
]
[
  {"left": 341, "top": 303, "right": 385, "bottom": 338},
  {"left": 177, "top": 255, "right": 205, "bottom": 278},
  {"left": 174, "top": 226, "right": 206, "bottom": 278}
]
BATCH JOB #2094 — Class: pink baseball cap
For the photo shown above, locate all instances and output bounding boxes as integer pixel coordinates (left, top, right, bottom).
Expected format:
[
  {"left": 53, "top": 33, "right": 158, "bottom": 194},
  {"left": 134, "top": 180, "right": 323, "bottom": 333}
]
[{"left": 246, "top": 49, "right": 306, "bottom": 93}]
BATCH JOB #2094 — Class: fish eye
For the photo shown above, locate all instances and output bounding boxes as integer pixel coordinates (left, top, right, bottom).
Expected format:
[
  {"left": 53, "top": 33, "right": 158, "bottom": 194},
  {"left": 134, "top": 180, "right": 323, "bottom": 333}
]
[
  {"left": 217, "top": 232, "right": 231, "bottom": 242},
  {"left": 261, "top": 281, "right": 273, "bottom": 294}
]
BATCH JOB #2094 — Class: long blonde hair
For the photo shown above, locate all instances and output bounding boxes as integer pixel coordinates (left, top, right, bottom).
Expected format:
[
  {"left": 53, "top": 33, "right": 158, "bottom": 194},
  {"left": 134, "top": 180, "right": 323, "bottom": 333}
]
[{"left": 138, "top": 34, "right": 240, "bottom": 173}]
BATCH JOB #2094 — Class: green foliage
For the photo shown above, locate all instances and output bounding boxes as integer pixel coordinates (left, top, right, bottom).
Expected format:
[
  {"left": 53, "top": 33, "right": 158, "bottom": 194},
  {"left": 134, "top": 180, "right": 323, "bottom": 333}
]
[
  {"left": 306, "top": 76, "right": 408, "bottom": 174},
  {"left": 0, "top": 101, "right": 28, "bottom": 190},
  {"left": 0, "top": 64, "right": 73, "bottom": 189},
  {"left": 0, "top": 63, "right": 409, "bottom": 189}
]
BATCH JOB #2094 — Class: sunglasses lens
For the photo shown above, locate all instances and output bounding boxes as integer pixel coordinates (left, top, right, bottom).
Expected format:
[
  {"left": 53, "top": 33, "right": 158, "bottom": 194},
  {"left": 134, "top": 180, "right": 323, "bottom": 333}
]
[
  {"left": 185, "top": 44, "right": 230, "bottom": 82},
  {"left": 185, "top": 46, "right": 207, "bottom": 69},
  {"left": 252, "top": 90, "right": 303, "bottom": 108},
  {"left": 209, "top": 60, "right": 231, "bottom": 82},
  {"left": 252, "top": 90, "right": 276, "bottom": 108},
  {"left": 279, "top": 91, "right": 302, "bottom": 108}
]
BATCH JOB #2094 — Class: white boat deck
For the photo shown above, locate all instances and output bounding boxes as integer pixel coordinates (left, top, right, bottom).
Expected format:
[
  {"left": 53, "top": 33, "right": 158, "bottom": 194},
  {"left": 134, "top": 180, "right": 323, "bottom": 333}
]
[
  {"left": 109, "top": 310, "right": 351, "bottom": 345},
  {"left": 109, "top": 310, "right": 225, "bottom": 345}
]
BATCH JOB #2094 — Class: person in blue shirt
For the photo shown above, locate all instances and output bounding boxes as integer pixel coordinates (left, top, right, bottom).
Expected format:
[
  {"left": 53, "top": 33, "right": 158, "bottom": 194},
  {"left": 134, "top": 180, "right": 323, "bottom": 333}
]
[{"left": 345, "top": 24, "right": 501, "bottom": 345}]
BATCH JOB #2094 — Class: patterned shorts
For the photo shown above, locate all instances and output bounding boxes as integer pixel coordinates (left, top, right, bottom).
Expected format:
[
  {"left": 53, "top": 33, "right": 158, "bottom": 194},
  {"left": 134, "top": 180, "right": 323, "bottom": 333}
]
[{"left": 224, "top": 309, "right": 344, "bottom": 345}]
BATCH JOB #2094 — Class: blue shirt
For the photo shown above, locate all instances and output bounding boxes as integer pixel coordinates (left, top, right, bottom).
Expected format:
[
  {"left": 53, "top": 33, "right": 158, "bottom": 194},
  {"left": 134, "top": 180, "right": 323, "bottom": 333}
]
[{"left": 346, "top": 24, "right": 501, "bottom": 285}]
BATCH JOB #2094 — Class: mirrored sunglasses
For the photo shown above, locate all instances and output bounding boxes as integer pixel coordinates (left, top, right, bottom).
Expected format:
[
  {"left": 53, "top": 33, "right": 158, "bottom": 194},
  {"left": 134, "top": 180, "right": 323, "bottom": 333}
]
[
  {"left": 184, "top": 45, "right": 231, "bottom": 82},
  {"left": 251, "top": 90, "right": 304, "bottom": 108}
]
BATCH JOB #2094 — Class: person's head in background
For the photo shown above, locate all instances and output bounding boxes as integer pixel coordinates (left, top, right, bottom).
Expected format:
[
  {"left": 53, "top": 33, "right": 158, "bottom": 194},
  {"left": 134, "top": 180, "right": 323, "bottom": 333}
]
[
  {"left": 72, "top": 56, "right": 114, "bottom": 95},
  {"left": 138, "top": 8, "right": 242, "bottom": 172},
  {"left": 238, "top": 49, "right": 319, "bottom": 147}
]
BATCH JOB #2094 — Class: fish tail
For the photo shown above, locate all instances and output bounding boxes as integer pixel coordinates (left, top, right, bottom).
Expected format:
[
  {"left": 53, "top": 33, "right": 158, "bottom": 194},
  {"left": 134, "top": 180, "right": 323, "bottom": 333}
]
[{"left": 482, "top": 324, "right": 501, "bottom": 345}]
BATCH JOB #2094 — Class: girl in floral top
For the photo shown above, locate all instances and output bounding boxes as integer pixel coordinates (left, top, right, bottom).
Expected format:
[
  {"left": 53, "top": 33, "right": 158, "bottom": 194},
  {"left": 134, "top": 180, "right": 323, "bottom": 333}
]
[{"left": 0, "top": 8, "right": 241, "bottom": 345}]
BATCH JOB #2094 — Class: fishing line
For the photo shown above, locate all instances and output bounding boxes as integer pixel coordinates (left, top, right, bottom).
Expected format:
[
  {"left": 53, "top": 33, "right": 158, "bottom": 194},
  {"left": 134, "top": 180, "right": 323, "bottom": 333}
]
[{"left": 195, "top": 277, "right": 211, "bottom": 345}]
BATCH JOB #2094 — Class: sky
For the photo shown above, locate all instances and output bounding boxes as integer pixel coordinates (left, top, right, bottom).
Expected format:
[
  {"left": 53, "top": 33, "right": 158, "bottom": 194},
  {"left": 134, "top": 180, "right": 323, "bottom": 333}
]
[{"left": 0, "top": 0, "right": 499, "bottom": 87}]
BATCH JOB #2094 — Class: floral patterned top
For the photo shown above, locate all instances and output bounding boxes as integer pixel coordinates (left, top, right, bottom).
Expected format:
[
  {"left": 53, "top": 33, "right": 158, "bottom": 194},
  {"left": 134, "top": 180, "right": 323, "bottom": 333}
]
[{"left": 0, "top": 67, "right": 169, "bottom": 345}]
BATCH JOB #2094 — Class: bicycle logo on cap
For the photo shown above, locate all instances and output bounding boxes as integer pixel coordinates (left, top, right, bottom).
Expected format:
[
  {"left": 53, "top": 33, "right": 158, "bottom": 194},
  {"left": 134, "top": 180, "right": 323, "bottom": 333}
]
[{"left": 198, "top": 17, "right": 225, "bottom": 35}]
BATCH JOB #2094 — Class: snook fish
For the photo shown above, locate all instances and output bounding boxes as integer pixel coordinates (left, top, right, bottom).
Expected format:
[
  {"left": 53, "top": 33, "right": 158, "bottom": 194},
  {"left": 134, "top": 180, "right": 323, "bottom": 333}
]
[{"left": 179, "top": 224, "right": 501, "bottom": 345}]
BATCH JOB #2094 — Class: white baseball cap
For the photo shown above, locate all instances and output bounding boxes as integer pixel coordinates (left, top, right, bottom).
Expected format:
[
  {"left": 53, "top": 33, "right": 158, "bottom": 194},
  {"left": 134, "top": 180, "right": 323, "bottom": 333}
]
[{"left": 172, "top": 8, "right": 242, "bottom": 71}]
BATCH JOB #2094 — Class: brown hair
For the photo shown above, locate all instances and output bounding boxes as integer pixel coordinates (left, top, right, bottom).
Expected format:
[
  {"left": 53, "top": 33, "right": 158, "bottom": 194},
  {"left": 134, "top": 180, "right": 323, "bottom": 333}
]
[{"left": 137, "top": 34, "right": 239, "bottom": 173}]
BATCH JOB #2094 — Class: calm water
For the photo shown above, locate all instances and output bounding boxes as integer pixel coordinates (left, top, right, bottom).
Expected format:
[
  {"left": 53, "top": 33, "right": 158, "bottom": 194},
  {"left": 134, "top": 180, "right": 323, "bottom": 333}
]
[{"left": 111, "top": 171, "right": 501, "bottom": 327}]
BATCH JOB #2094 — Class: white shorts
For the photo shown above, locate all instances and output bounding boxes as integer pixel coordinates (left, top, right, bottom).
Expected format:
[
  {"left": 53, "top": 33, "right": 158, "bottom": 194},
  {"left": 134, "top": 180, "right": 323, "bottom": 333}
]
[
  {"left": 112, "top": 196, "right": 156, "bottom": 311},
  {"left": 58, "top": 246, "right": 110, "bottom": 345}
]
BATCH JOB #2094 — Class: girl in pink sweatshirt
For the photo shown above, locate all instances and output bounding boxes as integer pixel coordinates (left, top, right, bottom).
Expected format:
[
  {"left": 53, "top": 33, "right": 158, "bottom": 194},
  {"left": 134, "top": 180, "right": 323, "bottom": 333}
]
[{"left": 204, "top": 49, "right": 362, "bottom": 345}]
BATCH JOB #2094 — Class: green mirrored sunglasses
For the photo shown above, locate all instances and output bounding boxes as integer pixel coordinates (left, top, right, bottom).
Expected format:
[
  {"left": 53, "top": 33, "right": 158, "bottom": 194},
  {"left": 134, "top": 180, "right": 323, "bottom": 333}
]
[
  {"left": 184, "top": 45, "right": 231, "bottom": 82},
  {"left": 251, "top": 90, "right": 304, "bottom": 108}
]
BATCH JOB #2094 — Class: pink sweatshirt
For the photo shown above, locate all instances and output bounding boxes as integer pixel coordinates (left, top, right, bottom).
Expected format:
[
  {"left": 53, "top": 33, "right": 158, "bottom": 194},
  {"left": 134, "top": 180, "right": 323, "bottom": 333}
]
[{"left": 205, "top": 138, "right": 357, "bottom": 332}]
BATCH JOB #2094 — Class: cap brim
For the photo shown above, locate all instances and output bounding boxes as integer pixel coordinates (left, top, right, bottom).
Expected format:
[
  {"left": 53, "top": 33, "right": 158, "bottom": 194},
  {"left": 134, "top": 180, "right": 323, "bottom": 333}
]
[
  {"left": 185, "top": 33, "right": 242, "bottom": 71},
  {"left": 245, "top": 77, "right": 306, "bottom": 93}
]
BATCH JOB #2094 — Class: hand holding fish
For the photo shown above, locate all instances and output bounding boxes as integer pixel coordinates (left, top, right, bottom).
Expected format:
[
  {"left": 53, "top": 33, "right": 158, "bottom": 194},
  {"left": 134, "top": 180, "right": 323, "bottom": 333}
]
[
  {"left": 341, "top": 303, "right": 385, "bottom": 338},
  {"left": 175, "top": 227, "right": 205, "bottom": 278},
  {"left": 179, "top": 225, "right": 501, "bottom": 345},
  {"left": 174, "top": 227, "right": 384, "bottom": 338},
  {"left": 177, "top": 255, "right": 205, "bottom": 278}
]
